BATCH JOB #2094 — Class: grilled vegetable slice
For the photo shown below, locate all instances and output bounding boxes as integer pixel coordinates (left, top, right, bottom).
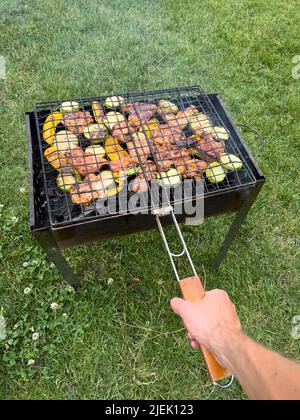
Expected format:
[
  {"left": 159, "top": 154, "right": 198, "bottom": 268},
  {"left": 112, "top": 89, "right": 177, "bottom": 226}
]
[
  {"left": 56, "top": 168, "right": 81, "bottom": 192},
  {"left": 158, "top": 100, "right": 178, "bottom": 114},
  {"left": 139, "top": 119, "right": 160, "bottom": 138},
  {"left": 158, "top": 168, "right": 181, "bottom": 187},
  {"left": 220, "top": 153, "right": 243, "bottom": 170},
  {"left": 104, "top": 96, "right": 125, "bottom": 109},
  {"left": 127, "top": 167, "right": 138, "bottom": 176},
  {"left": 107, "top": 171, "right": 126, "bottom": 196},
  {"left": 105, "top": 137, "right": 129, "bottom": 161},
  {"left": 189, "top": 113, "right": 212, "bottom": 131},
  {"left": 205, "top": 162, "right": 227, "bottom": 183},
  {"left": 44, "top": 145, "right": 69, "bottom": 171},
  {"left": 53, "top": 130, "right": 78, "bottom": 154},
  {"left": 42, "top": 112, "right": 63, "bottom": 145},
  {"left": 83, "top": 123, "right": 107, "bottom": 142},
  {"left": 211, "top": 126, "right": 229, "bottom": 140},
  {"left": 85, "top": 145, "right": 106, "bottom": 159},
  {"left": 92, "top": 101, "right": 105, "bottom": 124},
  {"left": 99, "top": 170, "right": 115, "bottom": 189},
  {"left": 60, "top": 101, "right": 80, "bottom": 113},
  {"left": 103, "top": 112, "right": 126, "bottom": 130}
]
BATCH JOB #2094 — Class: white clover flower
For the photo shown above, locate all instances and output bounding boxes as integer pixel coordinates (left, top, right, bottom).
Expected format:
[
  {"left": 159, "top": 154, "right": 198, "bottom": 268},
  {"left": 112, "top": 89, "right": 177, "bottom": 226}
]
[
  {"left": 50, "top": 263, "right": 55, "bottom": 269},
  {"left": 27, "top": 359, "right": 35, "bottom": 367},
  {"left": 32, "top": 333, "right": 39, "bottom": 341},
  {"left": 24, "top": 287, "right": 32, "bottom": 295},
  {"left": 11, "top": 216, "right": 19, "bottom": 224},
  {"left": 107, "top": 278, "right": 114, "bottom": 285},
  {"left": 50, "top": 302, "right": 59, "bottom": 311},
  {"left": 62, "top": 313, "right": 68, "bottom": 319},
  {"left": 20, "top": 187, "right": 25, "bottom": 194},
  {"left": 22, "top": 262, "right": 29, "bottom": 268},
  {"left": 0, "top": 204, "right": 4, "bottom": 210},
  {"left": 67, "top": 286, "right": 75, "bottom": 293}
]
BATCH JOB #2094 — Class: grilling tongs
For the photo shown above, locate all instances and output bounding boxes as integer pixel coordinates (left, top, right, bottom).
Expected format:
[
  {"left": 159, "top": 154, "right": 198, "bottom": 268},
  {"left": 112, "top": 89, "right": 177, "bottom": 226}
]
[{"left": 153, "top": 206, "right": 234, "bottom": 388}]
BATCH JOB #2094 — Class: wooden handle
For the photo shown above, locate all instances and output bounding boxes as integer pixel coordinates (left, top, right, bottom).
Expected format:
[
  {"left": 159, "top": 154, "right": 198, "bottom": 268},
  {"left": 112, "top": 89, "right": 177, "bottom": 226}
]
[{"left": 179, "top": 276, "right": 230, "bottom": 382}]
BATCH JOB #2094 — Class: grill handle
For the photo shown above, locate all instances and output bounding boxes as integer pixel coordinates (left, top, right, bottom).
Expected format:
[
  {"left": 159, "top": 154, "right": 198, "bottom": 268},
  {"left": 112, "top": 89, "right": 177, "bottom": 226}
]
[
  {"left": 179, "top": 276, "right": 231, "bottom": 383},
  {"left": 155, "top": 209, "right": 232, "bottom": 384}
]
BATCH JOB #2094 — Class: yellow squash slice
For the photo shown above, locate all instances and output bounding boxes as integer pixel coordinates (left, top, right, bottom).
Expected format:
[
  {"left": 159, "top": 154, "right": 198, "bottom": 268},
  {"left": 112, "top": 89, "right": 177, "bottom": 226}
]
[{"left": 42, "top": 112, "right": 63, "bottom": 145}]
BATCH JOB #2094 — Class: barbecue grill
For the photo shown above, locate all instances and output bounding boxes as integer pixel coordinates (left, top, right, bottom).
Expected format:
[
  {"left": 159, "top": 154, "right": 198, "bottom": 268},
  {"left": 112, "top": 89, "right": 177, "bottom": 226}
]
[
  {"left": 26, "top": 86, "right": 265, "bottom": 384},
  {"left": 26, "top": 86, "right": 265, "bottom": 290}
]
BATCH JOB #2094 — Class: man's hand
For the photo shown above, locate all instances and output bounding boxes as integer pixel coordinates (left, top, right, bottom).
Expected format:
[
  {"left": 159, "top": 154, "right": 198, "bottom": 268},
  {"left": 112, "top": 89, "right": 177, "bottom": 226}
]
[
  {"left": 170, "top": 289, "right": 244, "bottom": 369},
  {"left": 171, "top": 289, "right": 300, "bottom": 399}
]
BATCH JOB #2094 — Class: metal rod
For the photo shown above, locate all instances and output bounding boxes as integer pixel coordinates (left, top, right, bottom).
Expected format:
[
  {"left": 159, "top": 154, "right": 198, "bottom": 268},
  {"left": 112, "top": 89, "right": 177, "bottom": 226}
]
[
  {"left": 215, "top": 183, "right": 264, "bottom": 268},
  {"left": 34, "top": 229, "right": 81, "bottom": 289},
  {"left": 155, "top": 210, "right": 198, "bottom": 282}
]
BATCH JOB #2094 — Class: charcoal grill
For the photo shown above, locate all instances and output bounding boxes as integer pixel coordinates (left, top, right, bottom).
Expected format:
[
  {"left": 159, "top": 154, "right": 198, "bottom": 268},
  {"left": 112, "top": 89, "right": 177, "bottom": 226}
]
[{"left": 26, "top": 86, "right": 265, "bottom": 290}]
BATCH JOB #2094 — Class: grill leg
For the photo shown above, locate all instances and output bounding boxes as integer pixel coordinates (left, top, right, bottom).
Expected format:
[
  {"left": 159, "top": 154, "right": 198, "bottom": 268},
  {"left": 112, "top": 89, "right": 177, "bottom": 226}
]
[
  {"left": 34, "top": 229, "right": 81, "bottom": 289},
  {"left": 214, "top": 184, "right": 263, "bottom": 268}
]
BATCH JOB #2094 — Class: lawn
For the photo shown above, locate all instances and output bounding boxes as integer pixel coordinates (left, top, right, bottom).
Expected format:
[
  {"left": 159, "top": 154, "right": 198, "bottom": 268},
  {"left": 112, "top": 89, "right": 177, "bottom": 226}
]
[{"left": 0, "top": 0, "right": 299, "bottom": 400}]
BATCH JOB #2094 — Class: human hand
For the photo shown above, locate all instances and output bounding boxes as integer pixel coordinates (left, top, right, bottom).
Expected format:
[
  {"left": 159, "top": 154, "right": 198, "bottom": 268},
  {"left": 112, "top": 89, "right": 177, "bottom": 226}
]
[{"left": 170, "top": 289, "right": 245, "bottom": 369}]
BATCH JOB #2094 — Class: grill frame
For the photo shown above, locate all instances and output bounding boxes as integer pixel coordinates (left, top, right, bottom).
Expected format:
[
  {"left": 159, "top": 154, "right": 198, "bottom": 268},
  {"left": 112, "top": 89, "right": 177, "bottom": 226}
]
[
  {"left": 33, "top": 87, "right": 260, "bottom": 229},
  {"left": 27, "top": 93, "right": 265, "bottom": 287}
]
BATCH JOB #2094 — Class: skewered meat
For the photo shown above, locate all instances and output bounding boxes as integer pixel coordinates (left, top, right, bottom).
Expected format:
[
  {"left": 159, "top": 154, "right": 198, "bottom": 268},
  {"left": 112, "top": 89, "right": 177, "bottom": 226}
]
[
  {"left": 66, "top": 147, "right": 108, "bottom": 176},
  {"left": 126, "top": 133, "right": 150, "bottom": 164},
  {"left": 62, "top": 111, "right": 94, "bottom": 135}
]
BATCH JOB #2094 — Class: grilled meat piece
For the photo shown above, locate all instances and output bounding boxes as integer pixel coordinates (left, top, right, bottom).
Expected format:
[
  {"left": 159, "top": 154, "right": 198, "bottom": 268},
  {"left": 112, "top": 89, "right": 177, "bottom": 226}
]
[
  {"left": 112, "top": 120, "right": 134, "bottom": 142},
  {"left": 138, "top": 161, "right": 158, "bottom": 181},
  {"left": 109, "top": 155, "right": 132, "bottom": 172},
  {"left": 84, "top": 173, "right": 109, "bottom": 192},
  {"left": 151, "top": 124, "right": 185, "bottom": 146},
  {"left": 131, "top": 161, "right": 158, "bottom": 194},
  {"left": 69, "top": 174, "right": 107, "bottom": 206},
  {"left": 179, "top": 159, "right": 208, "bottom": 179},
  {"left": 158, "top": 105, "right": 198, "bottom": 130},
  {"left": 124, "top": 102, "right": 157, "bottom": 129},
  {"left": 67, "top": 147, "right": 108, "bottom": 176},
  {"left": 194, "top": 131, "right": 225, "bottom": 158},
  {"left": 62, "top": 111, "right": 94, "bottom": 135},
  {"left": 152, "top": 145, "right": 190, "bottom": 171},
  {"left": 131, "top": 174, "right": 149, "bottom": 194},
  {"left": 126, "top": 133, "right": 150, "bottom": 164}
]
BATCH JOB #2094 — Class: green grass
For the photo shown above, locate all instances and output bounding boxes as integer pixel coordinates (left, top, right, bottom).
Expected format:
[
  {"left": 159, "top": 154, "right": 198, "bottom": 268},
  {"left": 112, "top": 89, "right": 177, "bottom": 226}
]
[{"left": 0, "top": 0, "right": 299, "bottom": 400}]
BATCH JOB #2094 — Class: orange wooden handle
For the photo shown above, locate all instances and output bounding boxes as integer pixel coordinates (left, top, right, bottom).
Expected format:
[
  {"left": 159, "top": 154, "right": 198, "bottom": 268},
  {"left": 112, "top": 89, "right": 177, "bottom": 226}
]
[{"left": 179, "top": 276, "right": 230, "bottom": 382}]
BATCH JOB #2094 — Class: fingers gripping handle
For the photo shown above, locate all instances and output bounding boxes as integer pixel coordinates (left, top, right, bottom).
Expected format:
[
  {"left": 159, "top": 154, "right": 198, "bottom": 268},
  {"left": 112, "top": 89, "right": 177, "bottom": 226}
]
[{"left": 179, "top": 276, "right": 231, "bottom": 382}]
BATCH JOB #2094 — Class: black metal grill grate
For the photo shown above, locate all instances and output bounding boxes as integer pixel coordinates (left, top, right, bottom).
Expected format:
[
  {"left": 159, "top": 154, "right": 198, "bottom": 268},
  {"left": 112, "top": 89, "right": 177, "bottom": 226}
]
[{"left": 34, "top": 86, "right": 257, "bottom": 228}]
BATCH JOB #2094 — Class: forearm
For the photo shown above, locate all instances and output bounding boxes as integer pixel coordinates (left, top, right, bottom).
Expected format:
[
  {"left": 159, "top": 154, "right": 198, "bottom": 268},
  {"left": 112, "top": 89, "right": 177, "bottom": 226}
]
[{"left": 221, "top": 333, "right": 300, "bottom": 400}]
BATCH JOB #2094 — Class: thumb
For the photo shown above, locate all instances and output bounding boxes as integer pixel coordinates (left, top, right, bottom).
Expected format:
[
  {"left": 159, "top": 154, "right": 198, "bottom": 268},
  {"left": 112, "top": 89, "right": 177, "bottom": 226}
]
[{"left": 170, "top": 297, "right": 186, "bottom": 317}]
